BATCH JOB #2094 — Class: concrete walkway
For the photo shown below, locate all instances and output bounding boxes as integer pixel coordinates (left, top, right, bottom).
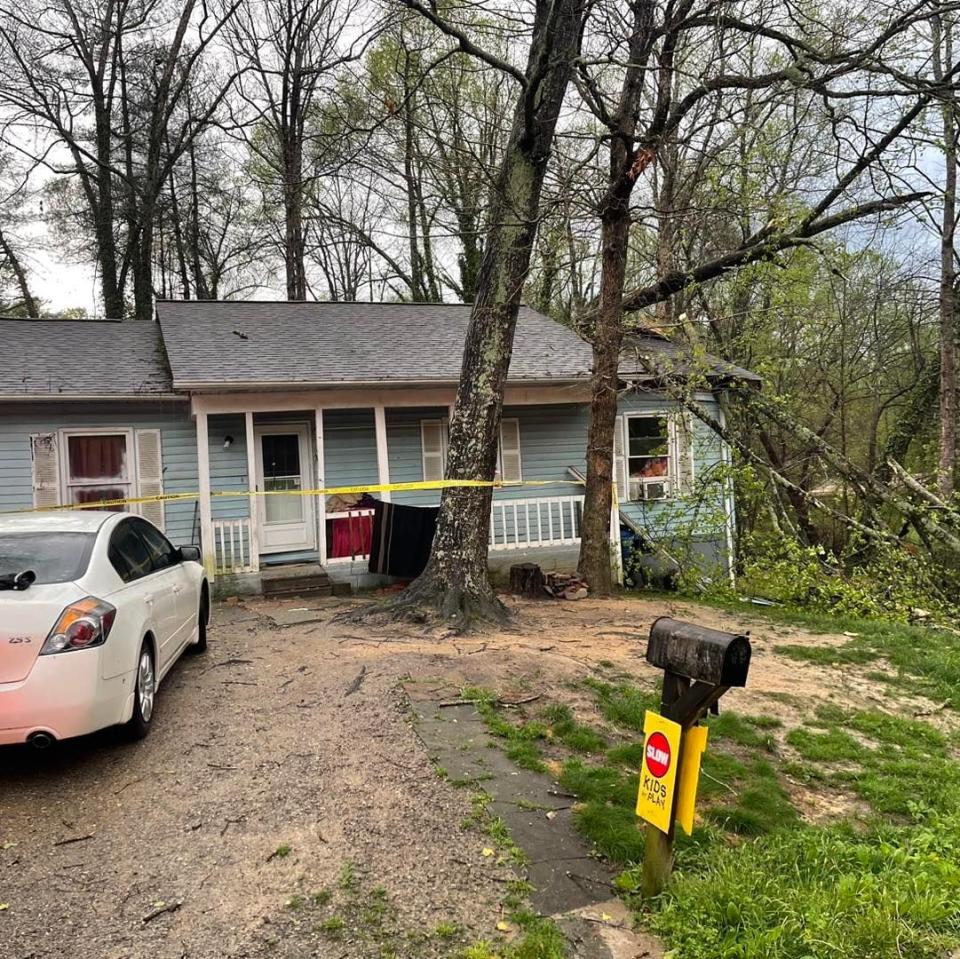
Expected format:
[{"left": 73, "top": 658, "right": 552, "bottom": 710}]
[{"left": 407, "top": 687, "right": 661, "bottom": 958}]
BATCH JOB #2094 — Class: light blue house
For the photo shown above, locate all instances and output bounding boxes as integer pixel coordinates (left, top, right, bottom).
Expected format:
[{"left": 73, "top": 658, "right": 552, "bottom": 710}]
[{"left": 0, "top": 303, "right": 758, "bottom": 590}]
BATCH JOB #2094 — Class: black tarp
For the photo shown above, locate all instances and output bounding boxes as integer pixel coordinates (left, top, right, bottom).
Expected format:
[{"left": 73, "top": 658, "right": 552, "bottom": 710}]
[{"left": 368, "top": 500, "right": 440, "bottom": 577}]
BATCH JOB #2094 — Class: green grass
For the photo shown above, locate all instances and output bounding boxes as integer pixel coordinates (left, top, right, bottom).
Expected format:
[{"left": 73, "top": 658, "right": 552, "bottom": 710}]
[
  {"left": 643, "top": 814, "right": 960, "bottom": 959},
  {"left": 466, "top": 624, "right": 960, "bottom": 958},
  {"left": 582, "top": 677, "right": 660, "bottom": 731}
]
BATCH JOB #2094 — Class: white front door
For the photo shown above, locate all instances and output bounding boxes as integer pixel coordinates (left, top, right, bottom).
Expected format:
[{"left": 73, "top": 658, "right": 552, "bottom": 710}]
[{"left": 254, "top": 426, "right": 317, "bottom": 554}]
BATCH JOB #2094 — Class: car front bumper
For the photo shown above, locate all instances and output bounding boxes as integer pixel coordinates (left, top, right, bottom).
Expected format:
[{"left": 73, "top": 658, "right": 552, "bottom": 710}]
[{"left": 0, "top": 648, "right": 134, "bottom": 746}]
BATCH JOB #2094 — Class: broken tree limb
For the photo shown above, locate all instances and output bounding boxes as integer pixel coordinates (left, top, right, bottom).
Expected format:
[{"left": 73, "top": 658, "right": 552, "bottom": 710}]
[{"left": 889, "top": 460, "right": 960, "bottom": 523}]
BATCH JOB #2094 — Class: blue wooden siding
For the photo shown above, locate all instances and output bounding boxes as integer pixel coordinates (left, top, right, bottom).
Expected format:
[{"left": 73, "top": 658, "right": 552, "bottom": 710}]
[
  {"left": 617, "top": 393, "right": 728, "bottom": 543},
  {"left": 1, "top": 393, "right": 731, "bottom": 569},
  {"left": 324, "top": 409, "right": 379, "bottom": 489},
  {"left": 0, "top": 401, "right": 199, "bottom": 545}
]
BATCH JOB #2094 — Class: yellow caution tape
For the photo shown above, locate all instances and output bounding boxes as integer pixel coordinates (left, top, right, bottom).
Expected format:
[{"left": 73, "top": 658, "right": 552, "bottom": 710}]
[{"left": 7, "top": 477, "right": 590, "bottom": 515}]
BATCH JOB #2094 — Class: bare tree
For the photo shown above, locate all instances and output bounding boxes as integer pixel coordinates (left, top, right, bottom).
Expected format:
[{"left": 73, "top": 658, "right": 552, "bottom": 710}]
[
  {"left": 226, "top": 0, "right": 365, "bottom": 300},
  {"left": 931, "top": 4, "right": 958, "bottom": 495},
  {"left": 0, "top": 0, "right": 239, "bottom": 319}
]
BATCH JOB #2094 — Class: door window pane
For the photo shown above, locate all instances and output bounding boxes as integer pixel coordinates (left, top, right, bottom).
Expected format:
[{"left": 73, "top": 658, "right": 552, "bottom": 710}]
[{"left": 262, "top": 434, "right": 304, "bottom": 523}]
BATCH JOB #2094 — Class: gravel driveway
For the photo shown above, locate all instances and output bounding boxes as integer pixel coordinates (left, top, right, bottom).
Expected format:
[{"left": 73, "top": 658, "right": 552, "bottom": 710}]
[{"left": 0, "top": 600, "right": 514, "bottom": 959}]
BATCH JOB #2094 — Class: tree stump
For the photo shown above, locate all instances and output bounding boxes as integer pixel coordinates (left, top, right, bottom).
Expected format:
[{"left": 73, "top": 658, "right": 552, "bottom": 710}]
[{"left": 509, "top": 563, "right": 545, "bottom": 598}]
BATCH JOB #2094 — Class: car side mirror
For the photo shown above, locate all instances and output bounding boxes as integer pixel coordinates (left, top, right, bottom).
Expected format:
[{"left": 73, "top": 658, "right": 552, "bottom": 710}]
[{"left": 178, "top": 545, "right": 202, "bottom": 563}]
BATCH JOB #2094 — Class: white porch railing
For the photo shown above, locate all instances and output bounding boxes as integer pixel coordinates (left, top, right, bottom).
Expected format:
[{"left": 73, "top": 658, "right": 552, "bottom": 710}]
[
  {"left": 210, "top": 495, "right": 585, "bottom": 573},
  {"left": 489, "top": 495, "right": 583, "bottom": 550},
  {"left": 211, "top": 518, "right": 256, "bottom": 574}
]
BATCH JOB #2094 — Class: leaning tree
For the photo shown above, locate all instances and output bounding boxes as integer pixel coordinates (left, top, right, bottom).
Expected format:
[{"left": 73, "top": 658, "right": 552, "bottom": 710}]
[{"left": 365, "top": 0, "right": 588, "bottom": 628}]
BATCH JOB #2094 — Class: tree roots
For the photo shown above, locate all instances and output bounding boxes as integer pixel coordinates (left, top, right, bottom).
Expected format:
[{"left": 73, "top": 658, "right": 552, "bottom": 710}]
[{"left": 338, "top": 571, "right": 510, "bottom": 635}]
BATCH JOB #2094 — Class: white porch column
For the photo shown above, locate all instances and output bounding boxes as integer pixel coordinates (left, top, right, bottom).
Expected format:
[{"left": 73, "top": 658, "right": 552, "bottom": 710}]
[
  {"left": 244, "top": 411, "right": 261, "bottom": 573},
  {"left": 610, "top": 499, "right": 624, "bottom": 586},
  {"left": 195, "top": 408, "right": 215, "bottom": 578},
  {"left": 374, "top": 405, "right": 391, "bottom": 502},
  {"left": 315, "top": 408, "right": 327, "bottom": 565}
]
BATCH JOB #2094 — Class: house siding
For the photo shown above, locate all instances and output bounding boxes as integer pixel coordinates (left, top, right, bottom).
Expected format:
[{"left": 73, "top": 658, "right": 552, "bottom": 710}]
[
  {"left": 0, "top": 392, "right": 733, "bottom": 580},
  {"left": 0, "top": 401, "right": 199, "bottom": 545}
]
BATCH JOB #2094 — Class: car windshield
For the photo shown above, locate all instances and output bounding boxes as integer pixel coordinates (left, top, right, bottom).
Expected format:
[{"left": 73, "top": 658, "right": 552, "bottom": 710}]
[{"left": 0, "top": 532, "right": 96, "bottom": 585}]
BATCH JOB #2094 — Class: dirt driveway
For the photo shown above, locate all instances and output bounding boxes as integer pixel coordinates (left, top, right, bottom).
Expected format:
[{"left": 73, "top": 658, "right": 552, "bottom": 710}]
[{"left": 1, "top": 592, "right": 941, "bottom": 959}]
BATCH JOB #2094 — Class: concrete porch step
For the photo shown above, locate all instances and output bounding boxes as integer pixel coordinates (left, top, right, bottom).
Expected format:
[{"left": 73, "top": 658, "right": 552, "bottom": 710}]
[{"left": 260, "top": 563, "right": 333, "bottom": 597}]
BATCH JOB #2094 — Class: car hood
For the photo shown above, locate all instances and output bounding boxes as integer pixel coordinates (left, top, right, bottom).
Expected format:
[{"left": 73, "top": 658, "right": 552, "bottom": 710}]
[{"left": 0, "top": 582, "right": 86, "bottom": 683}]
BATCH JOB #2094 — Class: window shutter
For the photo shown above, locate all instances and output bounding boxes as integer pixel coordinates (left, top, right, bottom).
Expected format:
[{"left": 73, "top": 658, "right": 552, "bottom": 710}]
[
  {"left": 30, "top": 433, "right": 61, "bottom": 509},
  {"left": 613, "top": 415, "right": 627, "bottom": 502},
  {"left": 498, "top": 419, "right": 522, "bottom": 482},
  {"left": 421, "top": 420, "right": 445, "bottom": 483},
  {"left": 135, "top": 429, "right": 165, "bottom": 531},
  {"left": 671, "top": 412, "right": 695, "bottom": 496}
]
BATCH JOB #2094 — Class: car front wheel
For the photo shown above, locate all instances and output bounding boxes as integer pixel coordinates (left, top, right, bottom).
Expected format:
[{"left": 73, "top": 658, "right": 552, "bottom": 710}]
[{"left": 125, "top": 641, "right": 155, "bottom": 740}]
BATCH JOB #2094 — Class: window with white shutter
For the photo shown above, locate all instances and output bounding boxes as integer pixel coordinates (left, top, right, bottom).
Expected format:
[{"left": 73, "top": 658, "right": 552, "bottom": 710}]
[
  {"left": 420, "top": 420, "right": 447, "bottom": 482},
  {"left": 613, "top": 415, "right": 626, "bottom": 502},
  {"left": 134, "top": 429, "right": 165, "bottom": 531},
  {"left": 497, "top": 418, "right": 522, "bottom": 482},
  {"left": 30, "top": 433, "right": 61, "bottom": 509},
  {"left": 61, "top": 430, "right": 132, "bottom": 509},
  {"left": 421, "top": 418, "right": 522, "bottom": 482},
  {"left": 670, "top": 412, "right": 695, "bottom": 496}
]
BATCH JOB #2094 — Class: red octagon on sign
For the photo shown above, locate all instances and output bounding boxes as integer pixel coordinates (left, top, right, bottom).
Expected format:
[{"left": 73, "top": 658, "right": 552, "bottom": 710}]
[{"left": 645, "top": 731, "right": 672, "bottom": 778}]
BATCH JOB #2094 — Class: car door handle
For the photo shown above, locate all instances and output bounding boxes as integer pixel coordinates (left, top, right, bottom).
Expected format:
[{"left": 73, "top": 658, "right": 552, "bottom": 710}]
[
  {"left": 172, "top": 585, "right": 183, "bottom": 594},
  {"left": 143, "top": 593, "right": 155, "bottom": 606}
]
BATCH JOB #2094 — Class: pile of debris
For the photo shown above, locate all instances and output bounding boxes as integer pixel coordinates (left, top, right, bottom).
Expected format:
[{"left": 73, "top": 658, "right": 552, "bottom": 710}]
[
  {"left": 545, "top": 571, "right": 589, "bottom": 601},
  {"left": 508, "top": 563, "right": 589, "bottom": 600}
]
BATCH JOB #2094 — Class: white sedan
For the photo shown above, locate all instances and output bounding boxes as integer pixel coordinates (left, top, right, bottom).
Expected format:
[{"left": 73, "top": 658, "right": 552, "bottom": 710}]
[{"left": 0, "top": 511, "right": 209, "bottom": 748}]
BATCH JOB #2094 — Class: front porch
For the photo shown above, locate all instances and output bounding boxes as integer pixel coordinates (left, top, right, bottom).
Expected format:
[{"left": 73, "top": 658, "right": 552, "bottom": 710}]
[{"left": 191, "top": 386, "right": 613, "bottom": 589}]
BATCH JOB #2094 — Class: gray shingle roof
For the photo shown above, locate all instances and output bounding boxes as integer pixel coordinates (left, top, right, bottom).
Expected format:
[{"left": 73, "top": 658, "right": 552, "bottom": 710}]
[
  {"left": 619, "top": 335, "right": 761, "bottom": 385},
  {"left": 0, "top": 318, "right": 173, "bottom": 397},
  {"left": 156, "top": 301, "right": 594, "bottom": 388},
  {"left": 156, "top": 300, "right": 759, "bottom": 390}
]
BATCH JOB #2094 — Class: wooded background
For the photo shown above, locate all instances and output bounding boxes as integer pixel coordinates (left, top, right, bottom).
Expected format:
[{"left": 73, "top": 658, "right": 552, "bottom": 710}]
[{"left": 1, "top": 0, "right": 958, "bottom": 624}]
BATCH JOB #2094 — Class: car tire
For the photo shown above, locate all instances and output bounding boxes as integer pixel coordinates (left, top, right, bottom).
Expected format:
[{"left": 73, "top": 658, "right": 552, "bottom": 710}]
[
  {"left": 125, "top": 640, "right": 156, "bottom": 740},
  {"left": 190, "top": 591, "right": 209, "bottom": 655}
]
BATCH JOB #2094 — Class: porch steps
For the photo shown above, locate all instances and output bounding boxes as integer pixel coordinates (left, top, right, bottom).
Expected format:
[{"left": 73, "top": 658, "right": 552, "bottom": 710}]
[{"left": 260, "top": 563, "right": 333, "bottom": 598}]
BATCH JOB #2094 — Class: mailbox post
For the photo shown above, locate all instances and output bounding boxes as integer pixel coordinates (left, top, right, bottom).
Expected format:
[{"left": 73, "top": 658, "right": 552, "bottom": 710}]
[{"left": 640, "top": 617, "right": 752, "bottom": 897}]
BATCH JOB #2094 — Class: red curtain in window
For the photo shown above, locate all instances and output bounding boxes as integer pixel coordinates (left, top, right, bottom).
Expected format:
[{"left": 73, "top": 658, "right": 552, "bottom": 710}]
[{"left": 68, "top": 435, "right": 126, "bottom": 480}]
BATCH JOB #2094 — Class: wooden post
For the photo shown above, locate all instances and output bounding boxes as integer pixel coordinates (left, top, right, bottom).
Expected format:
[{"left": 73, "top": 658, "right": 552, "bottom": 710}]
[
  {"left": 315, "top": 408, "right": 326, "bottom": 566},
  {"left": 195, "top": 407, "right": 215, "bottom": 579},
  {"left": 245, "top": 411, "right": 260, "bottom": 573},
  {"left": 374, "top": 405, "right": 391, "bottom": 502},
  {"left": 642, "top": 824, "right": 675, "bottom": 898}
]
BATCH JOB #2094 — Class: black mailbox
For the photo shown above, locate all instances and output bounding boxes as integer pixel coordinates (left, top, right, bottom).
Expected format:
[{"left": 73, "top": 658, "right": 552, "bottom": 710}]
[{"left": 647, "top": 617, "right": 751, "bottom": 688}]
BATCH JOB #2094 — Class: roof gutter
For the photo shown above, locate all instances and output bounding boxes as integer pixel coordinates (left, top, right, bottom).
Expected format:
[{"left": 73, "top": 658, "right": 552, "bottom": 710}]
[
  {"left": 174, "top": 377, "right": 591, "bottom": 392},
  {"left": 0, "top": 393, "right": 187, "bottom": 403}
]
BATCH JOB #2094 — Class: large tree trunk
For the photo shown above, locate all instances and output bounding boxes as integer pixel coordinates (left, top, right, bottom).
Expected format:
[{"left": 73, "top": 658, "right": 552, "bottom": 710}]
[
  {"left": 933, "top": 7, "right": 958, "bottom": 496},
  {"left": 577, "top": 0, "right": 656, "bottom": 593},
  {"left": 578, "top": 208, "right": 630, "bottom": 594},
  {"left": 372, "top": 0, "right": 586, "bottom": 629},
  {"left": 284, "top": 135, "right": 307, "bottom": 301}
]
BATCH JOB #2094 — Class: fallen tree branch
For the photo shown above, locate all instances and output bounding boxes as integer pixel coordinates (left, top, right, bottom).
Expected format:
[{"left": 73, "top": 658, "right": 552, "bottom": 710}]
[{"left": 141, "top": 900, "right": 182, "bottom": 924}]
